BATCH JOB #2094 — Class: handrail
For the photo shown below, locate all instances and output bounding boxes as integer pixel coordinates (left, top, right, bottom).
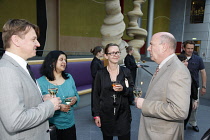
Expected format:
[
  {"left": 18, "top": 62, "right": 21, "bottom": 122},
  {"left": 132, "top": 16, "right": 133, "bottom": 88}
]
[{"left": 28, "top": 58, "right": 93, "bottom": 65}]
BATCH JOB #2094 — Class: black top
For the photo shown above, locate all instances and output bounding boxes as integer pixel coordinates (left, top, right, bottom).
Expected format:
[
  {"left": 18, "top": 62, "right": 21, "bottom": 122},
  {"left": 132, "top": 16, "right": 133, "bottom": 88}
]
[
  {"left": 90, "top": 57, "right": 104, "bottom": 79},
  {"left": 124, "top": 54, "right": 138, "bottom": 71},
  {"left": 92, "top": 66, "right": 134, "bottom": 136}
]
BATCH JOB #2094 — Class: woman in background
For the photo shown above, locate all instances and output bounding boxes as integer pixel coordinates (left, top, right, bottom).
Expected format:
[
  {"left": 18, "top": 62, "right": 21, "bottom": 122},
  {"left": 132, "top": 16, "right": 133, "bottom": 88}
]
[
  {"left": 124, "top": 46, "right": 140, "bottom": 105},
  {"left": 37, "top": 50, "right": 80, "bottom": 140},
  {"left": 93, "top": 43, "right": 134, "bottom": 140},
  {"left": 90, "top": 46, "right": 104, "bottom": 116}
]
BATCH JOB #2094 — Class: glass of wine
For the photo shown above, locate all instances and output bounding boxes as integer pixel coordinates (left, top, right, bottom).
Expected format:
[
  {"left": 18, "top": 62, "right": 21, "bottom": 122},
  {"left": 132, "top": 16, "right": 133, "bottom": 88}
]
[
  {"left": 112, "top": 81, "right": 121, "bottom": 87},
  {"left": 48, "top": 84, "right": 58, "bottom": 98},
  {"left": 133, "top": 86, "right": 142, "bottom": 98},
  {"left": 64, "top": 97, "right": 72, "bottom": 105}
]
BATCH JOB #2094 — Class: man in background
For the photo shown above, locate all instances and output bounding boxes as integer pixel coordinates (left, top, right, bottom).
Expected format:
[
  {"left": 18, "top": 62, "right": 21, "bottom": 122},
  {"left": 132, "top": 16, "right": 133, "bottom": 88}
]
[
  {"left": 182, "top": 40, "right": 207, "bottom": 132},
  {"left": 0, "top": 19, "right": 61, "bottom": 140},
  {"left": 136, "top": 32, "right": 191, "bottom": 140}
]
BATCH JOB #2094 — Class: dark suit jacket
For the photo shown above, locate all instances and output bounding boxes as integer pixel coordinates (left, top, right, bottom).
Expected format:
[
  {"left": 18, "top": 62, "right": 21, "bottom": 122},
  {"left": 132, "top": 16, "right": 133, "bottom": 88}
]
[{"left": 0, "top": 54, "right": 55, "bottom": 140}]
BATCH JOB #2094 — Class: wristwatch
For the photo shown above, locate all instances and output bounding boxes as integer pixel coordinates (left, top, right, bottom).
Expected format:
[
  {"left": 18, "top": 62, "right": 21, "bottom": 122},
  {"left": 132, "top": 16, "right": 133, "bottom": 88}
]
[{"left": 202, "top": 86, "right": 206, "bottom": 89}]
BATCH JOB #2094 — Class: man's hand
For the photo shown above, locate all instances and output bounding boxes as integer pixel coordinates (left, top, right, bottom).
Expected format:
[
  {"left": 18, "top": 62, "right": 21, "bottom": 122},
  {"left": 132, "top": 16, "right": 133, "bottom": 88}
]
[
  {"left": 200, "top": 87, "right": 206, "bottom": 95},
  {"left": 135, "top": 97, "right": 144, "bottom": 109},
  {"left": 50, "top": 97, "right": 61, "bottom": 110}
]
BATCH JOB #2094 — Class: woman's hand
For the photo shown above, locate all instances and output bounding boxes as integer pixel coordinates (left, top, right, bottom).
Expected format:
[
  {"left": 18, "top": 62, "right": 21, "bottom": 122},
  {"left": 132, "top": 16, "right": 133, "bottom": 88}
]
[
  {"left": 94, "top": 117, "right": 101, "bottom": 127},
  {"left": 60, "top": 104, "right": 71, "bottom": 112},
  {"left": 113, "top": 84, "right": 123, "bottom": 92},
  {"left": 69, "top": 96, "right": 77, "bottom": 106}
]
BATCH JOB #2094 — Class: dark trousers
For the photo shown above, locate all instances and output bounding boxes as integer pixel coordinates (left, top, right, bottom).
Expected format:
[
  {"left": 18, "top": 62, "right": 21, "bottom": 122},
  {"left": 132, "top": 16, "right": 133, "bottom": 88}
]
[
  {"left": 56, "top": 125, "right": 76, "bottom": 140},
  {"left": 102, "top": 132, "right": 130, "bottom": 140},
  {"left": 184, "top": 98, "right": 193, "bottom": 128}
]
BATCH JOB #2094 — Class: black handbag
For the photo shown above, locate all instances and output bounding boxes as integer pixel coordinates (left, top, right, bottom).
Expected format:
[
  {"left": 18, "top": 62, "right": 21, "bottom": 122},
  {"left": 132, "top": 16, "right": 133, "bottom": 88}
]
[
  {"left": 48, "top": 123, "right": 57, "bottom": 140},
  {"left": 201, "top": 128, "right": 210, "bottom": 140}
]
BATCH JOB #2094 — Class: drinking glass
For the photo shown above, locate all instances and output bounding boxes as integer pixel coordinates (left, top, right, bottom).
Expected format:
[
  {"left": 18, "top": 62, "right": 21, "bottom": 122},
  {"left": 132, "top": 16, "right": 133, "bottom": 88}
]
[
  {"left": 112, "top": 81, "right": 121, "bottom": 87},
  {"left": 48, "top": 84, "right": 58, "bottom": 98},
  {"left": 133, "top": 86, "right": 142, "bottom": 98}
]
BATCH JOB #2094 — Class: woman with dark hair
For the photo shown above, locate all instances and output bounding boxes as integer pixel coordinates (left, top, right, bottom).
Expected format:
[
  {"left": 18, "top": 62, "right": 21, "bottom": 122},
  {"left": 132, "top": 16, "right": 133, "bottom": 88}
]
[
  {"left": 93, "top": 43, "right": 134, "bottom": 140},
  {"left": 124, "top": 46, "right": 140, "bottom": 105},
  {"left": 37, "top": 50, "right": 80, "bottom": 140},
  {"left": 90, "top": 46, "right": 104, "bottom": 116}
]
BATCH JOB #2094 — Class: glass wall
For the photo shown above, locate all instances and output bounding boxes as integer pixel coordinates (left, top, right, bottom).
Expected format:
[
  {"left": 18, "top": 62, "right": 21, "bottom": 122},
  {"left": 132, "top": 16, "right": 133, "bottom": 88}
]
[{"left": 190, "top": 0, "right": 206, "bottom": 23}]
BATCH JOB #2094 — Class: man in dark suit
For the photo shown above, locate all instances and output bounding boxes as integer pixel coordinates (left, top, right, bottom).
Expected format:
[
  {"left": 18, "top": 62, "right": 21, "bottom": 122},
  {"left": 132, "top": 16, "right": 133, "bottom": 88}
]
[
  {"left": 135, "top": 32, "right": 191, "bottom": 140},
  {"left": 0, "top": 19, "right": 61, "bottom": 140}
]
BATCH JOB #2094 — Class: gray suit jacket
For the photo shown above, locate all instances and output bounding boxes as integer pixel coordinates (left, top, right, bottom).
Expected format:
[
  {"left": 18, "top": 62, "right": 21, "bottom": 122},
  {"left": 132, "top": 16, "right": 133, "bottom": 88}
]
[
  {"left": 0, "top": 54, "right": 55, "bottom": 140},
  {"left": 138, "top": 55, "right": 191, "bottom": 140}
]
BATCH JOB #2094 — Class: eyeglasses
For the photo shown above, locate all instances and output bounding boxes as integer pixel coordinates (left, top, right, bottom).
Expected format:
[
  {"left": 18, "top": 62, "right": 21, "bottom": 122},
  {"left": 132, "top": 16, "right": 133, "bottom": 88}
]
[{"left": 106, "top": 51, "right": 121, "bottom": 56}]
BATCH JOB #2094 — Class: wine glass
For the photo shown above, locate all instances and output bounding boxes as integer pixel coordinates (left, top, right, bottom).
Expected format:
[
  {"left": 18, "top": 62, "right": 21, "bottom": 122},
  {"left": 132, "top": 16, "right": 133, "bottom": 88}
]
[
  {"left": 133, "top": 86, "right": 142, "bottom": 98},
  {"left": 112, "top": 81, "right": 121, "bottom": 87},
  {"left": 48, "top": 84, "right": 58, "bottom": 98},
  {"left": 64, "top": 96, "right": 72, "bottom": 105}
]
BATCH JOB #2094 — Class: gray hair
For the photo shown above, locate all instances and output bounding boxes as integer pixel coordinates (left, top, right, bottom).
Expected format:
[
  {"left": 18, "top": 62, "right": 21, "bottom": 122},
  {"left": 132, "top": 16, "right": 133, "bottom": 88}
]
[{"left": 159, "top": 33, "right": 177, "bottom": 51}]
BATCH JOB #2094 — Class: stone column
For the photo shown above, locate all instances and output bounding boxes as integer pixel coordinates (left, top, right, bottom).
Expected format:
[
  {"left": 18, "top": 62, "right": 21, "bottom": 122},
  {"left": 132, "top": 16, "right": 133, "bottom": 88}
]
[
  {"left": 100, "top": 0, "right": 128, "bottom": 64},
  {"left": 126, "top": 0, "right": 147, "bottom": 61}
]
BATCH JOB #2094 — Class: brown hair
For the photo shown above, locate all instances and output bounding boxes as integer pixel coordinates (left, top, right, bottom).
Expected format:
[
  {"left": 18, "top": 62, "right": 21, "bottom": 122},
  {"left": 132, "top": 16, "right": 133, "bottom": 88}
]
[
  {"left": 125, "top": 46, "right": 133, "bottom": 53},
  {"left": 104, "top": 43, "right": 119, "bottom": 54},
  {"left": 2, "top": 19, "right": 40, "bottom": 49},
  {"left": 182, "top": 40, "right": 195, "bottom": 48},
  {"left": 90, "top": 46, "right": 103, "bottom": 56}
]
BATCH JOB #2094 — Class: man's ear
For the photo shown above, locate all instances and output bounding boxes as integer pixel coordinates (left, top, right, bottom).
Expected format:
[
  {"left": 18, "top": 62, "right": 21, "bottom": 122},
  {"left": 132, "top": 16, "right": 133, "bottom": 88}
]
[{"left": 11, "top": 35, "right": 21, "bottom": 47}]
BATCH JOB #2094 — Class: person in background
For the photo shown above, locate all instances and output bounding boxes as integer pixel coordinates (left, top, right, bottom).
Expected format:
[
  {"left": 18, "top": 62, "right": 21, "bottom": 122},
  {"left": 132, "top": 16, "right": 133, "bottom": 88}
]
[
  {"left": 0, "top": 19, "right": 61, "bottom": 140},
  {"left": 135, "top": 32, "right": 191, "bottom": 140},
  {"left": 37, "top": 50, "right": 80, "bottom": 140},
  {"left": 90, "top": 46, "right": 104, "bottom": 116},
  {"left": 177, "top": 54, "right": 198, "bottom": 130},
  {"left": 124, "top": 46, "right": 141, "bottom": 105},
  {"left": 182, "top": 40, "right": 207, "bottom": 132},
  {"left": 93, "top": 43, "right": 134, "bottom": 140}
]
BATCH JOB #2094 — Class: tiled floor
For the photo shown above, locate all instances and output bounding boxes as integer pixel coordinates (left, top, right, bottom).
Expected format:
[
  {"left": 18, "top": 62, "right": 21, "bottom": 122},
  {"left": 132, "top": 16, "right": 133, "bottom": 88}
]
[{"left": 74, "top": 98, "right": 210, "bottom": 140}]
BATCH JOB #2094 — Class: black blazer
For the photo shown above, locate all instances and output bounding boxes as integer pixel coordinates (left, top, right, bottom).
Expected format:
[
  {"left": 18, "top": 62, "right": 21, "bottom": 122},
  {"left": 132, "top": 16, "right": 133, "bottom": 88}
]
[{"left": 124, "top": 54, "right": 137, "bottom": 71}]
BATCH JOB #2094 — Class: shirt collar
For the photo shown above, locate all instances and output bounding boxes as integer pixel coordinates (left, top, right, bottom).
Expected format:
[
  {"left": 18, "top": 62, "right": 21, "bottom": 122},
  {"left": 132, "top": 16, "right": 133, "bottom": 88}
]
[
  {"left": 159, "top": 53, "right": 175, "bottom": 69},
  {"left": 5, "top": 51, "right": 28, "bottom": 72}
]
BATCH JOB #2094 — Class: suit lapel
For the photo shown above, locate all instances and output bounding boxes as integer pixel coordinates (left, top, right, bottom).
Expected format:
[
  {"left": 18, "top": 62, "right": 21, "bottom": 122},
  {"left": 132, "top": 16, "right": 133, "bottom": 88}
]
[
  {"left": 145, "top": 56, "right": 175, "bottom": 98},
  {"left": 2, "top": 54, "right": 43, "bottom": 101}
]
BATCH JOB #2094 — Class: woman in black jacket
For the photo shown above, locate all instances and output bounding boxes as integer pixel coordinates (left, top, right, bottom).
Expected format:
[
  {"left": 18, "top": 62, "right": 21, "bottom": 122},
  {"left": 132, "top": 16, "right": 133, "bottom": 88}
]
[
  {"left": 124, "top": 46, "right": 140, "bottom": 105},
  {"left": 93, "top": 43, "right": 134, "bottom": 140},
  {"left": 90, "top": 46, "right": 104, "bottom": 116}
]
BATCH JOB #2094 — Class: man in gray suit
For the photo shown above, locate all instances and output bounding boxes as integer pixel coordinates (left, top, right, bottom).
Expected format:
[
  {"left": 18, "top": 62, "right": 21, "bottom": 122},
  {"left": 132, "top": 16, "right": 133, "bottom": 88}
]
[
  {"left": 0, "top": 19, "right": 61, "bottom": 140},
  {"left": 135, "top": 32, "right": 191, "bottom": 140}
]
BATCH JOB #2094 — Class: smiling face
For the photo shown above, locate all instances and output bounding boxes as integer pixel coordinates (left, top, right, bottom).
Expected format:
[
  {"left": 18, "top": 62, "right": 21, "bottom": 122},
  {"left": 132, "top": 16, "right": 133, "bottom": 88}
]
[
  {"left": 55, "top": 54, "right": 67, "bottom": 72},
  {"left": 16, "top": 27, "right": 40, "bottom": 60},
  {"left": 105, "top": 45, "right": 120, "bottom": 64},
  {"left": 183, "top": 44, "right": 195, "bottom": 57}
]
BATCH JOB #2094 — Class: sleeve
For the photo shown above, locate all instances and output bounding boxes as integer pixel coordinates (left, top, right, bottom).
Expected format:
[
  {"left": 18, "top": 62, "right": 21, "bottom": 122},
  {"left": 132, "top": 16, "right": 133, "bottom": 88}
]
[
  {"left": 124, "top": 56, "right": 137, "bottom": 70},
  {"left": 69, "top": 74, "right": 80, "bottom": 107},
  {"left": 92, "top": 71, "right": 102, "bottom": 117},
  {"left": 141, "top": 67, "right": 191, "bottom": 121},
  {"left": 199, "top": 57, "right": 205, "bottom": 70}
]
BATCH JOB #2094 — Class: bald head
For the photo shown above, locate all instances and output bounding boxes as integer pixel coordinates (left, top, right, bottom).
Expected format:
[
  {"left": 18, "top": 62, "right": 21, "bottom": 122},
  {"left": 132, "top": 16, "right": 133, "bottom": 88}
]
[
  {"left": 148, "top": 32, "right": 177, "bottom": 64},
  {"left": 154, "top": 32, "right": 177, "bottom": 52}
]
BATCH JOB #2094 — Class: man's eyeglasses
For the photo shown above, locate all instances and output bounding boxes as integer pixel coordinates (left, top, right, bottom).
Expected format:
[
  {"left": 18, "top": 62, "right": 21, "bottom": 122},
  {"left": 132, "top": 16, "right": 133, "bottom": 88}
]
[{"left": 106, "top": 51, "right": 121, "bottom": 56}]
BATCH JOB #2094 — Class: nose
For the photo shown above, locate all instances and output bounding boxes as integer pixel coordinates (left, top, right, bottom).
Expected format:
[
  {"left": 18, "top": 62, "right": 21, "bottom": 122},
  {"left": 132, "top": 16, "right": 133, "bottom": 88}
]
[
  {"left": 36, "top": 40, "right": 40, "bottom": 47},
  {"left": 147, "top": 45, "right": 151, "bottom": 51}
]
